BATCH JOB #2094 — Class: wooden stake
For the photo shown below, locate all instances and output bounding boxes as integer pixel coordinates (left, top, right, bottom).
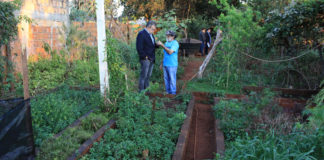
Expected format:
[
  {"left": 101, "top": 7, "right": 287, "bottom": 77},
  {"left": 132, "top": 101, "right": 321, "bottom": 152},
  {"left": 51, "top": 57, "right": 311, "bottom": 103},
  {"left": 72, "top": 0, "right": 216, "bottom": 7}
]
[{"left": 21, "top": 47, "right": 30, "bottom": 99}]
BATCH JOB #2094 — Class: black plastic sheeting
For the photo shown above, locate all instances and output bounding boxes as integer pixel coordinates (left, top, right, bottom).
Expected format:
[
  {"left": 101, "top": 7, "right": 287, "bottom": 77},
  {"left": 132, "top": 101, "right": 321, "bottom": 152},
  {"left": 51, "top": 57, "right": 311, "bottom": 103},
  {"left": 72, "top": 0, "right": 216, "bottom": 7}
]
[{"left": 0, "top": 98, "right": 35, "bottom": 160}]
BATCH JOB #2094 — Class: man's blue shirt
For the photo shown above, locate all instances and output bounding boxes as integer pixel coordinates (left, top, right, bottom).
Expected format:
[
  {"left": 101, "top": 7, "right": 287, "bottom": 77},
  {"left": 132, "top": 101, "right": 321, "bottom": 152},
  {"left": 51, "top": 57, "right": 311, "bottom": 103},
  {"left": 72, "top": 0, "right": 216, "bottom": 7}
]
[{"left": 163, "top": 40, "right": 179, "bottom": 67}]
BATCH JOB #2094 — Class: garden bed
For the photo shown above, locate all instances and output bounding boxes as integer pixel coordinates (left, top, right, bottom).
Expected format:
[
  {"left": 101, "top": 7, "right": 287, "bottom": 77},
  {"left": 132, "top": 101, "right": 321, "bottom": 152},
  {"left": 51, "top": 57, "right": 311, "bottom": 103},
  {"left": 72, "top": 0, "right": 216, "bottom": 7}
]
[
  {"left": 36, "top": 110, "right": 113, "bottom": 160},
  {"left": 31, "top": 87, "right": 103, "bottom": 147},
  {"left": 81, "top": 93, "right": 191, "bottom": 159},
  {"left": 242, "top": 86, "right": 319, "bottom": 98},
  {"left": 67, "top": 119, "right": 116, "bottom": 160},
  {"left": 212, "top": 90, "right": 324, "bottom": 159},
  {"left": 216, "top": 93, "right": 308, "bottom": 115}
]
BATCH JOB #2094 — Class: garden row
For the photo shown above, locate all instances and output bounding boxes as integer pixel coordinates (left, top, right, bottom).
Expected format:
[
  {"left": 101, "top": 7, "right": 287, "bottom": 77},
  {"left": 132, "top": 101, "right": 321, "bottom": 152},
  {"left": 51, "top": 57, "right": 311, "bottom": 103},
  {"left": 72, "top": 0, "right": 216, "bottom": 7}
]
[
  {"left": 28, "top": 86, "right": 193, "bottom": 159},
  {"left": 213, "top": 89, "right": 324, "bottom": 160}
]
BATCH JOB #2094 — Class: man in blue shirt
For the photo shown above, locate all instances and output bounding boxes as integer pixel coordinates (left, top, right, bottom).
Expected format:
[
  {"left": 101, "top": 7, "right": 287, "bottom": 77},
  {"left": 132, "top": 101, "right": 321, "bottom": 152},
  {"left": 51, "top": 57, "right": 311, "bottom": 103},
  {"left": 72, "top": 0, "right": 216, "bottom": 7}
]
[{"left": 157, "top": 30, "right": 179, "bottom": 95}]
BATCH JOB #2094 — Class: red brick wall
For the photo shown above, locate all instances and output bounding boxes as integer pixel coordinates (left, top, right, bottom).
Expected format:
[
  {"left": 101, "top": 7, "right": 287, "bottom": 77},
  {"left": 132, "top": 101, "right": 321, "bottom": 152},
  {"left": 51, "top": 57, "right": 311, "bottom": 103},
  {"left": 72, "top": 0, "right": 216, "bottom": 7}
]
[{"left": 2, "top": 21, "right": 142, "bottom": 73}]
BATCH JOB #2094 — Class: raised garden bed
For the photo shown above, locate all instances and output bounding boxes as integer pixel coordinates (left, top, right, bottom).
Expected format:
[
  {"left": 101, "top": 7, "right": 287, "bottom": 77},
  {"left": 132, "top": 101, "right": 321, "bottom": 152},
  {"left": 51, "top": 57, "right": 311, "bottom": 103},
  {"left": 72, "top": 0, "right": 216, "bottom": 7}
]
[
  {"left": 31, "top": 87, "right": 102, "bottom": 147},
  {"left": 212, "top": 92, "right": 324, "bottom": 159},
  {"left": 242, "top": 86, "right": 319, "bottom": 98},
  {"left": 35, "top": 110, "right": 113, "bottom": 160},
  {"left": 215, "top": 94, "right": 308, "bottom": 115},
  {"left": 81, "top": 93, "right": 190, "bottom": 159}
]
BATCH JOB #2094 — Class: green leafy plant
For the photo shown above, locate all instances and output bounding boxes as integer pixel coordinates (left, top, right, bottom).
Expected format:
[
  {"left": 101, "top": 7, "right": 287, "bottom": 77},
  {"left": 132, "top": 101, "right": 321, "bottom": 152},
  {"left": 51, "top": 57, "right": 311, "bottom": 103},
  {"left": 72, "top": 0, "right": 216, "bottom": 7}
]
[{"left": 218, "top": 128, "right": 324, "bottom": 160}]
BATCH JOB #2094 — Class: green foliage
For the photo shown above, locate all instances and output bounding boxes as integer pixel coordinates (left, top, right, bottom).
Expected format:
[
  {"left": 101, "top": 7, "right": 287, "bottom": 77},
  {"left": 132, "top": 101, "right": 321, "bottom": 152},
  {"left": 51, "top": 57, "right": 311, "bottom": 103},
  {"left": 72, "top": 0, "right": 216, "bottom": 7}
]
[
  {"left": 61, "top": 24, "right": 98, "bottom": 60},
  {"left": 218, "top": 128, "right": 324, "bottom": 160},
  {"left": 37, "top": 128, "right": 93, "bottom": 160},
  {"left": 116, "top": 40, "right": 139, "bottom": 70},
  {"left": 213, "top": 89, "right": 283, "bottom": 141},
  {"left": 206, "top": 2, "right": 265, "bottom": 92},
  {"left": 31, "top": 87, "right": 103, "bottom": 146},
  {"left": 69, "top": 7, "right": 93, "bottom": 22},
  {"left": 246, "top": 0, "right": 291, "bottom": 17},
  {"left": 105, "top": 32, "right": 128, "bottom": 100},
  {"left": 28, "top": 28, "right": 129, "bottom": 98},
  {"left": 66, "top": 59, "right": 99, "bottom": 86},
  {"left": 155, "top": 10, "right": 179, "bottom": 41},
  {"left": 214, "top": 89, "right": 324, "bottom": 160},
  {"left": 305, "top": 80, "right": 324, "bottom": 128},
  {"left": 0, "top": 0, "right": 20, "bottom": 47},
  {"left": 83, "top": 92, "right": 189, "bottom": 159},
  {"left": 265, "top": 0, "right": 324, "bottom": 50},
  {"left": 0, "top": 0, "right": 30, "bottom": 98},
  {"left": 207, "top": 0, "right": 323, "bottom": 90},
  {"left": 184, "top": 15, "right": 211, "bottom": 39},
  {"left": 28, "top": 54, "right": 68, "bottom": 94}
]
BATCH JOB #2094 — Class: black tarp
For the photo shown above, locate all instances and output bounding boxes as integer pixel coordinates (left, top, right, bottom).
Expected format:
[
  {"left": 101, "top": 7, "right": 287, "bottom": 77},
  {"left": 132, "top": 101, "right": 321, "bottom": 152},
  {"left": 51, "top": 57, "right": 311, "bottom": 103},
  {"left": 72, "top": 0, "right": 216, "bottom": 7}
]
[{"left": 0, "top": 98, "right": 35, "bottom": 160}]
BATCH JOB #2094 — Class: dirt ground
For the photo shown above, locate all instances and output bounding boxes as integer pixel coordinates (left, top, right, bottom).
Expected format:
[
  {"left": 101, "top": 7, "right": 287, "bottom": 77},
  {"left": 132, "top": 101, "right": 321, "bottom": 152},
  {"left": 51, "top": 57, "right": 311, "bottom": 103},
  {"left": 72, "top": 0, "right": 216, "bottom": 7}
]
[{"left": 181, "top": 55, "right": 217, "bottom": 160}]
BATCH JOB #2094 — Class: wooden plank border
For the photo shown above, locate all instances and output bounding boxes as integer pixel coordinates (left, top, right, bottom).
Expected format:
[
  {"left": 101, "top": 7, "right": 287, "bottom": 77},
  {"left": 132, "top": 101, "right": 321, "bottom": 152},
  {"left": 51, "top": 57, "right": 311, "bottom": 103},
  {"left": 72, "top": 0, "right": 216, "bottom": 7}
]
[
  {"left": 214, "top": 97, "right": 225, "bottom": 157},
  {"left": 172, "top": 98, "right": 195, "bottom": 160},
  {"left": 67, "top": 119, "right": 116, "bottom": 160},
  {"left": 54, "top": 109, "right": 95, "bottom": 138}
]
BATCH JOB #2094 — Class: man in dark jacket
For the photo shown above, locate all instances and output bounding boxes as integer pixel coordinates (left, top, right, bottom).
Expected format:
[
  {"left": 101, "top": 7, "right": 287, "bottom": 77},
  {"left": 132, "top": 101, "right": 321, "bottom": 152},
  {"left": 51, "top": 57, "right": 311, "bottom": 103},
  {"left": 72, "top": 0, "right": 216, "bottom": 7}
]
[
  {"left": 199, "top": 28, "right": 206, "bottom": 56},
  {"left": 205, "top": 28, "right": 212, "bottom": 55},
  {"left": 136, "top": 21, "right": 158, "bottom": 92}
]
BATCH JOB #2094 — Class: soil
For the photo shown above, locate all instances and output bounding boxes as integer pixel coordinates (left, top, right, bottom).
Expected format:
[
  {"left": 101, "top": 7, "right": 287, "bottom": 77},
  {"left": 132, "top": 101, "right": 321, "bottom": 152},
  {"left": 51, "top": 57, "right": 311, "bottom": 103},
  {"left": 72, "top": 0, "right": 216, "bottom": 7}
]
[
  {"left": 184, "top": 93, "right": 216, "bottom": 160},
  {"left": 180, "top": 55, "right": 204, "bottom": 82},
  {"left": 180, "top": 56, "right": 217, "bottom": 160}
]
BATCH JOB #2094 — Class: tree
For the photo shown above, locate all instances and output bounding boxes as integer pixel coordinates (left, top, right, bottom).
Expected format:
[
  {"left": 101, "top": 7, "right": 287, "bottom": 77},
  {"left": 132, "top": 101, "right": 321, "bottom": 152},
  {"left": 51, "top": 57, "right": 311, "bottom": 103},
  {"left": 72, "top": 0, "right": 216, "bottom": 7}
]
[
  {"left": 242, "top": 0, "right": 292, "bottom": 17},
  {"left": 265, "top": 0, "right": 324, "bottom": 80},
  {"left": 0, "top": 0, "right": 31, "bottom": 98},
  {"left": 121, "top": 0, "right": 165, "bottom": 20}
]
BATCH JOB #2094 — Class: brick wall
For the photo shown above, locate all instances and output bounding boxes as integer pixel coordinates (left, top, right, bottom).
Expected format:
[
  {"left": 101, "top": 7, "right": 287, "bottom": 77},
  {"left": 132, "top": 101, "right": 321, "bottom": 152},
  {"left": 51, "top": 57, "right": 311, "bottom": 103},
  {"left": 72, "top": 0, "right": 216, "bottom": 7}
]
[
  {"left": 1, "top": 0, "right": 142, "bottom": 73},
  {"left": 5, "top": 21, "right": 141, "bottom": 71}
]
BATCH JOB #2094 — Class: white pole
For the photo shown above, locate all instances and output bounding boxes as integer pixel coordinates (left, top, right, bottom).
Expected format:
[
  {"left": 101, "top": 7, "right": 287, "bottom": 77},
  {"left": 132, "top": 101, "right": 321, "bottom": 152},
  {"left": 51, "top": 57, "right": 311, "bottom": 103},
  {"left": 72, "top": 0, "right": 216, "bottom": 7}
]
[{"left": 96, "top": 0, "right": 109, "bottom": 96}]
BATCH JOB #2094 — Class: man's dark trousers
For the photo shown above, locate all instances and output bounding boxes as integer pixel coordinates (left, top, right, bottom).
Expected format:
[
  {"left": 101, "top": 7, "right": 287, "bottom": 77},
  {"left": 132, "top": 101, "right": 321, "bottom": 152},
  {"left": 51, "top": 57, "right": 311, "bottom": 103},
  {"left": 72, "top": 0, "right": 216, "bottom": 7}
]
[{"left": 139, "top": 59, "right": 154, "bottom": 91}]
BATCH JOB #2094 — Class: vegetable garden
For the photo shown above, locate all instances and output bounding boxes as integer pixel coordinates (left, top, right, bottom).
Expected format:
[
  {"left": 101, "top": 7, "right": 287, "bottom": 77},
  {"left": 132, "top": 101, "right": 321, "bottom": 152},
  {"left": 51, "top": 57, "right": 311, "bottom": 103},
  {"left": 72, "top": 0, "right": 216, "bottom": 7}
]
[{"left": 1, "top": 0, "right": 323, "bottom": 160}]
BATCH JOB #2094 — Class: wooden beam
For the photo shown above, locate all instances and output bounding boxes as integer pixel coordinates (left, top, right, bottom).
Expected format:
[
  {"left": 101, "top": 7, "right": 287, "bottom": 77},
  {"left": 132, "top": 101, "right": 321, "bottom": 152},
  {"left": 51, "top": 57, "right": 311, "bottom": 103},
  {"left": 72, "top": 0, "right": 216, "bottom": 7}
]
[{"left": 21, "top": 48, "right": 30, "bottom": 99}]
